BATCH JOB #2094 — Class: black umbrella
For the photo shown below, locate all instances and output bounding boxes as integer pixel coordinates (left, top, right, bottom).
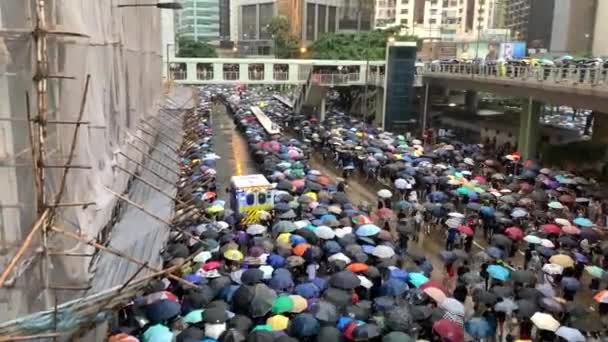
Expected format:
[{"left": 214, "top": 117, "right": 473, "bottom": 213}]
[
  {"left": 511, "top": 270, "right": 536, "bottom": 285},
  {"left": 241, "top": 269, "right": 264, "bottom": 285},
  {"left": 177, "top": 327, "right": 205, "bottom": 342},
  {"left": 228, "top": 315, "right": 253, "bottom": 333},
  {"left": 382, "top": 332, "right": 415, "bottom": 342},
  {"left": 491, "top": 286, "right": 514, "bottom": 298},
  {"left": 345, "top": 303, "right": 371, "bottom": 321},
  {"left": 316, "top": 326, "right": 343, "bottom": 342},
  {"left": 353, "top": 324, "right": 381, "bottom": 340},
  {"left": 385, "top": 306, "right": 415, "bottom": 332},
  {"left": 473, "top": 290, "right": 498, "bottom": 305},
  {"left": 329, "top": 270, "right": 361, "bottom": 290},
  {"left": 411, "top": 305, "right": 433, "bottom": 321},
  {"left": 311, "top": 300, "right": 339, "bottom": 323},
  {"left": 324, "top": 287, "right": 352, "bottom": 308},
  {"left": 515, "top": 299, "right": 537, "bottom": 319},
  {"left": 491, "top": 234, "right": 512, "bottom": 247},
  {"left": 290, "top": 313, "right": 321, "bottom": 337},
  {"left": 246, "top": 330, "right": 275, "bottom": 342}
]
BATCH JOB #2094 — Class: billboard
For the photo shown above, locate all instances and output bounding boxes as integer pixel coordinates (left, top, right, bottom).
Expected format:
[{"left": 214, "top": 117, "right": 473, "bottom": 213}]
[{"left": 500, "top": 42, "right": 527, "bottom": 59}]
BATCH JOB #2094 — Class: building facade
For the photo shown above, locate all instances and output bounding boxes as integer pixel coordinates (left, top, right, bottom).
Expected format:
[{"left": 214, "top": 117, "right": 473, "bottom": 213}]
[
  {"left": 592, "top": 0, "right": 608, "bottom": 56},
  {"left": 176, "top": 0, "right": 221, "bottom": 43},
  {"left": 230, "top": 0, "right": 372, "bottom": 56}
]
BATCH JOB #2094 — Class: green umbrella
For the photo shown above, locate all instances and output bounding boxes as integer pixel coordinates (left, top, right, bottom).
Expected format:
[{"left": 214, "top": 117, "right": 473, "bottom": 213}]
[
  {"left": 183, "top": 309, "right": 204, "bottom": 324},
  {"left": 585, "top": 265, "right": 605, "bottom": 278},
  {"left": 272, "top": 295, "right": 295, "bottom": 314},
  {"left": 457, "top": 187, "right": 470, "bottom": 195},
  {"left": 252, "top": 324, "right": 273, "bottom": 332}
]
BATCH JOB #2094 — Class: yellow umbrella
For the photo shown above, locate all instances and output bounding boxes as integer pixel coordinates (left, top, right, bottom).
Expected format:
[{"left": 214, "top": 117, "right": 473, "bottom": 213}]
[
  {"left": 289, "top": 295, "right": 308, "bottom": 313},
  {"left": 266, "top": 315, "right": 289, "bottom": 331},
  {"left": 207, "top": 205, "right": 224, "bottom": 214},
  {"left": 549, "top": 254, "right": 574, "bottom": 268},
  {"left": 276, "top": 233, "right": 292, "bottom": 245},
  {"left": 223, "top": 249, "right": 244, "bottom": 261},
  {"left": 303, "top": 192, "right": 318, "bottom": 201}
]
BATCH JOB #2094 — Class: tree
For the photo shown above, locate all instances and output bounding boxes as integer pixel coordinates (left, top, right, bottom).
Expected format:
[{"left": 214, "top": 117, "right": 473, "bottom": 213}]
[
  {"left": 308, "top": 26, "right": 420, "bottom": 60},
  {"left": 267, "top": 16, "right": 299, "bottom": 58},
  {"left": 176, "top": 37, "right": 218, "bottom": 58}
]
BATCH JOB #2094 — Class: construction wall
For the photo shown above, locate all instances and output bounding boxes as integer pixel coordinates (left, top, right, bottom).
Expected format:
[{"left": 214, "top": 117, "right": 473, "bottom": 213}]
[{"left": 0, "top": 0, "right": 163, "bottom": 322}]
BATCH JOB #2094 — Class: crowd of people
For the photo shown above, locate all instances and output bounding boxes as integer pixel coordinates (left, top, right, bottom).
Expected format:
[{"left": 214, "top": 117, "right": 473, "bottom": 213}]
[{"left": 107, "top": 86, "right": 608, "bottom": 342}]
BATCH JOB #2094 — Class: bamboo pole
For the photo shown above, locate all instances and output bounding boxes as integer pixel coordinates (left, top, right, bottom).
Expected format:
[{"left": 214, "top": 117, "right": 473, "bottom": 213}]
[
  {"left": 148, "top": 115, "right": 181, "bottom": 133},
  {"left": 103, "top": 187, "right": 202, "bottom": 243},
  {"left": 126, "top": 141, "right": 180, "bottom": 174},
  {"left": 0, "top": 209, "right": 49, "bottom": 287},
  {"left": 140, "top": 120, "right": 182, "bottom": 146},
  {"left": 25, "top": 91, "right": 43, "bottom": 213},
  {"left": 49, "top": 226, "right": 198, "bottom": 288},
  {"left": 129, "top": 132, "right": 180, "bottom": 164},
  {"left": 0, "top": 332, "right": 64, "bottom": 342},
  {"left": 136, "top": 126, "right": 179, "bottom": 152},
  {"left": 113, "top": 164, "right": 187, "bottom": 207},
  {"left": 117, "top": 151, "right": 177, "bottom": 185}
]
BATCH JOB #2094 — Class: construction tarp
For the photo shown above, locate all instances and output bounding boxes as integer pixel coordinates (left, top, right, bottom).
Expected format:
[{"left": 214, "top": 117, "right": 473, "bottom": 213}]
[{"left": 0, "top": 0, "right": 164, "bottom": 322}]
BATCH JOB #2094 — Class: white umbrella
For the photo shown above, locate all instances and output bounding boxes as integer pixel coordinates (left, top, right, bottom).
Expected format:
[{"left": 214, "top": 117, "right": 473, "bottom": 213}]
[
  {"left": 464, "top": 157, "right": 475, "bottom": 166},
  {"left": 377, "top": 189, "right": 393, "bottom": 198},
  {"left": 439, "top": 297, "right": 465, "bottom": 316},
  {"left": 372, "top": 245, "right": 395, "bottom": 259},
  {"left": 531, "top": 312, "right": 560, "bottom": 332},
  {"left": 394, "top": 178, "right": 408, "bottom": 190},
  {"left": 412, "top": 139, "right": 422, "bottom": 145},
  {"left": 334, "top": 226, "right": 352, "bottom": 238},
  {"left": 357, "top": 275, "right": 373, "bottom": 289},
  {"left": 246, "top": 224, "right": 267, "bottom": 235},
  {"left": 555, "top": 326, "right": 585, "bottom": 342},
  {"left": 542, "top": 263, "right": 564, "bottom": 275},
  {"left": 328, "top": 252, "right": 351, "bottom": 264},
  {"left": 314, "top": 226, "right": 336, "bottom": 240},
  {"left": 446, "top": 218, "right": 461, "bottom": 229},
  {"left": 448, "top": 212, "right": 465, "bottom": 219},
  {"left": 540, "top": 239, "right": 555, "bottom": 248},
  {"left": 555, "top": 218, "right": 571, "bottom": 226}
]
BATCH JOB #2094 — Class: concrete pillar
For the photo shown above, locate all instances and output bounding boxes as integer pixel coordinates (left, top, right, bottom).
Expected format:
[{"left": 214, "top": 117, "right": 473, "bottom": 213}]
[
  {"left": 319, "top": 97, "right": 326, "bottom": 121},
  {"left": 518, "top": 98, "right": 542, "bottom": 160},
  {"left": 288, "top": 64, "right": 299, "bottom": 83},
  {"left": 373, "top": 88, "right": 385, "bottom": 127},
  {"left": 592, "top": 112, "right": 608, "bottom": 144},
  {"left": 213, "top": 63, "right": 223, "bottom": 82},
  {"left": 419, "top": 83, "right": 430, "bottom": 136},
  {"left": 442, "top": 87, "right": 450, "bottom": 102},
  {"left": 464, "top": 90, "right": 478, "bottom": 114},
  {"left": 186, "top": 62, "right": 197, "bottom": 83},
  {"left": 239, "top": 63, "right": 248, "bottom": 82},
  {"left": 264, "top": 63, "right": 274, "bottom": 82}
]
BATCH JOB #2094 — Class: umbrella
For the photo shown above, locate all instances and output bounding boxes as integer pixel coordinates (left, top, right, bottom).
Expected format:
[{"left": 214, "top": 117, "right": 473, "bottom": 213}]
[
  {"left": 465, "top": 317, "right": 495, "bottom": 339},
  {"left": 491, "top": 286, "right": 514, "bottom": 298},
  {"left": 145, "top": 300, "right": 181, "bottom": 323},
  {"left": 355, "top": 224, "right": 380, "bottom": 237},
  {"left": 353, "top": 324, "right": 382, "bottom": 340},
  {"left": 531, "top": 312, "right": 560, "bottom": 332},
  {"left": 420, "top": 280, "right": 449, "bottom": 294},
  {"left": 491, "top": 234, "right": 512, "bottom": 247},
  {"left": 541, "top": 224, "right": 561, "bottom": 234},
  {"left": 573, "top": 217, "right": 594, "bottom": 227},
  {"left": 329, "top": 271, "right": 361, "bottom": 290},
  {"left": 433, "top": 319, "right": 464, "bottom": 342},
  {"left": 555, "top": 326, "right": 586, "bottom": 342},
  {"left": 424, "top": 287, "right": 447, "bottom": 302},
  {"left": 485, "top": 246, "right": 504, "bottom": 259},
  {"left": 511, "top": 270, "right": 536, "bottom": 284},
  {"left": 515, "top": 299, "right": 538, "bottom": 319},
  {"left": 495, "top": 298, "right": 518, "bottom": 314},
  {"left": 542, "top": 263, "right": 564, "bottom": 275},
  {"left": 523, "top": 235, "right": 542, "bottom": 244},
  {"left": 585, "top": 265, "right": 605, "bottom": 278},
  {"left": 457, "top": 225, "right": 474, "bottom": 236},
  {"left": 250, "top": 284, "right": 277, "bottom": 318},
  {"left": 266, "top": 315, "right": 289, "bottom": 331},
  {"left": 383, "top": 332, "right": 415, "bottom": 342},
  {"left": 473, "top": 290, "right": 498, "bottom": 305},
  {"left": 440, "top": 298, "right": 465, "bottom": 316},
  {"left": 377, "top": 189, "right": 393, "bottom": 198},
  {"left": 314, "top": 226, "right": 336, "bottom": 240},
  {"left": 246, "top": 330, "right": 274, "bottom": 342},
  {"left": 504, "top": 227, "right": 524, "bottom": 241},
  {"left": 272, "top": 296, "right": 295, "bottom": 314},
  {"left": 380, "top": 278, "right": 409, "bottom": 296},
  {"left": 311, "top": 300, "right": 338, "bottom": 323},
  {"left": 290, "top": 313, "right": 320, "bottom": 337},
  {"left": 408, "top": 272, "right": 429, "bottom": 287},
  {"left": 384, "top": 306, "right": 415, "bottom": 332},
  {"left": 372, "top": 245, "right": 395, "bottom": 259},
  {"left": 593, "top": 290, "right": 608, "bottom": 303},
  {"left": 549, "top": 254, "right": 575, "bottom": 268}
]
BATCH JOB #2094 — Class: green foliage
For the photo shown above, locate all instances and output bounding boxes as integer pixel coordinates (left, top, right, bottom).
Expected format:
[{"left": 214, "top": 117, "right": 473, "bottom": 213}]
[
  {"left": 541, "top": 141, "right": 606, "bottom": 169},
  {"left": 308, "top": 26, "right": 420, "bottom": 60},
  {"left": 267, "top": 16, "right": 299, "bottom": 59},
  {"left": 176, "top": 37, "right": 218, "bottom": 58}
]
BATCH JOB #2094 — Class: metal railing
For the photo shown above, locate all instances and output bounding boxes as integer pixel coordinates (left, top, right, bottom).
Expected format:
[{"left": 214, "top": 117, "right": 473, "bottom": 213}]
[
  {"left": 311, "top": 73, "right": 364, "bottom": 86},
  {"left": 423, "top": 63, "right": 608, "bottom": 88},
  {"left": 223, "top": 71, "right": 239, "bottom": 81},
  {"left": 248, "top": 71, "right": 264, "bottom": 81},
  {"left": 196, "top": 71, "right": 213, "bottom": 80}
]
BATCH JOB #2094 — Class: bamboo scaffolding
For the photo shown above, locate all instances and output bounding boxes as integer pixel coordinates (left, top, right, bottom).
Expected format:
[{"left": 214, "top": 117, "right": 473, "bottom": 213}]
[
  {"left": 126, "top": 141, "right": 180, "bottom": 173},
  {"left": 136, "top": 126, "right": 179, "bottom": 152},
  {"left": 128, "top": 131, "right": 180, "bottom": 163},
  {"left": 103, "top": 187, "right": 203, "bottom": 244},
  {"left": 147, "top": 115, "right": 181, "bottom": 133},
  {"left": 140, "top": 120, "right": 182, "bottom": 146},
  {"left": 50, "top": 227, "right": 198, "bottom": 288},
  {"left": 117, "top": 151, "right": 177, "bottom": 185},
  {"left": 113, "top": 164, "right": 187, "bottom": 207}
]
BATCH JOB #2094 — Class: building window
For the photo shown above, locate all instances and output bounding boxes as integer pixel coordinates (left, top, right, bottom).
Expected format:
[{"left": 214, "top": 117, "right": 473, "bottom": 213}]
[
  {"left": 401, "top": 0, "right": 408, "bottom": 4},
  {"left": 259, "top": 3, "right": 274, "bottom": 39},
  {"left": 318, "top": 5, "right": 327, "bottom": 35},
  {"left": 400, "top": 8, "right": 408, "bottom": 14},
  {"left": 430, "top": 18, "right": 437, "bottom": 24},
  {"left": 401, "top": 18, "right": 408, "bottom": 24},
  {"left": 328, "top": 6, "right": 337, "bottom": 32},
  {"left": 430, "top": 9, "right": 437, "bottom": 15},
  {"left": 241, "top": 5, "right": 257, "bottom": 40},
  {"left": 306, "top": 3, "right": 315, "bottom": 40}
]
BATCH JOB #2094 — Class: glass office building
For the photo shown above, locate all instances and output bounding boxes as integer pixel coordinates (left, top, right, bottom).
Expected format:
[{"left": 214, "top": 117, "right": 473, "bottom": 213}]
[{"left": 176, "top": 0, "right": 221, "bottom": 43}]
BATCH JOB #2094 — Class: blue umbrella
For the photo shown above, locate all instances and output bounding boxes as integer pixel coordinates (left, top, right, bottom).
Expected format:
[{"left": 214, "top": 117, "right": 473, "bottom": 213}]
[
  {"left": 573, "top": 217, "right": 593, "bottom": 228},
  {"left": 323, "top": 240, "right": 342, "bottom": 254},
  {"left": 388, "top": 268, "right": 409, "bottom": 281},
  {"left": 320, "top": 214, "right": 337, "bottom": 222},
  {"left": 561, "top": 277, "right": 581, "bottom": 292},
  {"left": 408, "top": 272, "right": 429, "bottom": 288},
  {"left": 295, "top": 282, "right": 320, "bottom": 299},
  {"left": 480, "top": 206, "right": 495, "bottom": 217},
  {"left": 487, "top": 265, "right": 510, "bottom": 281},
  {"left": 485, "top": 246, "right": 505, "bottom": 259},
  {"left": 380, "top": 278, "right": 409, "bottom": 296},
  {"left": 145, "top": 299, "right": 181, "bottom": 323},
  {"left": 290, "top": 313, "right": 320, "bottom": 337},
  {"left": 356, "top": 224, "right": 381, "bottom": 237},
  {"left": 268, "top": 272, "right": 294, "bottom": 292},
  {"left": 267, "top": 254, "right": 285, "bottom": 268},
  {"left": 373, "top": 296, "right": 397, "bottom": 312},
  {"left": 429, "top": 191, "right": 447, "bottom": 202},
  {"left": 465, "top": 317, "right": 496, "bottom": 339}
]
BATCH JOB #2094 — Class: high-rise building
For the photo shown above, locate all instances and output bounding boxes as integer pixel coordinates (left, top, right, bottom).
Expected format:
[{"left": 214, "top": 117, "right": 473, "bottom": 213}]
[
  {"left": 593, "top": 0, "right": 608, "bottom": 56},
  {"left": 384, "top": 0, "right": 503, "bottom": 41},
  {"left": 176, "top": 0, "right": 221, "bottom": 43},
  {"left": 229, "top": 0, "right": 371, "bottom": 56},
  {"left": 505, "top": 0, "right": 530, "bottom": 41},
  {"left": 375, "top": 0, "right": 397, "bottom": 28}
]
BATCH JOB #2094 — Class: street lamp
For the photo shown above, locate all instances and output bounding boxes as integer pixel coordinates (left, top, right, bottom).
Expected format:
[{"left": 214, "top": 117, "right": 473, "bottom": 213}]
[
  {"left": 300, "top": 47, "right": 307, "bottom": 54},
  {"left": 118, "top": 2, "right": 183, "bottom": 9},
  {"left": 387, "top": 36, "right": 396, "bottom": 43}
]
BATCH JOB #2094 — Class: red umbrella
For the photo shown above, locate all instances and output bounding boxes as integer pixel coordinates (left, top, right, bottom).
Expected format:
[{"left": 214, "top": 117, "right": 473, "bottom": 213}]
[
  {"left": 562, "top": 225, "right": 581, "bottom": 235},
  {"left": 316, "top": 176, "right": 331, "bottom": 186},
  {"left": 505, "top": 226, "right": 524, "bottom": 241},
  {"left": 474, "top": 176, "right": 486, "bottom": 183},
  {"left": 433, "top": 319, "right": 464, "bottom": 342},
  {"left": 457, "top": 225, "right": 474, "bottom": 236},
  {"left": 420, "top": 280, "right": 449, "bottom": 294},
  {"left": 541, "top": 224, "right": 561, "bottom": 234},
  {"left": 291, "top": 179, "right": 306, "bottom": 189}
]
